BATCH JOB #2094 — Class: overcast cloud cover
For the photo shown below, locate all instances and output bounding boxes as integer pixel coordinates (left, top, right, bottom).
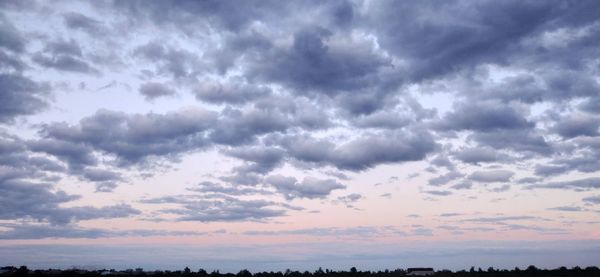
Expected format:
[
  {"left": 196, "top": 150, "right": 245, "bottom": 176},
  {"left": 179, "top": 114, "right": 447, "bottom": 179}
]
[{"left": 0, "top": 0, "right": 599, "bottom": 271}]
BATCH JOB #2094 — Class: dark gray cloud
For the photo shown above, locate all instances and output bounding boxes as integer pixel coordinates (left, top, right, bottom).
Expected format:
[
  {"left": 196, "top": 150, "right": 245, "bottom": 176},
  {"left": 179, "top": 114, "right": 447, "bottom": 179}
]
[
  {"left": 139, "top": 82, "right": 177, "bottom": 100},
  {"left": 133, "top": 41, "right": 203, "bottom": 79},
  {"left": 283, "top": 130, "right": 436, "bottom": 171},
  {"left": 368, "top": 0, "right": 600, "bottom": 81},
  {"left": 32, "top": 38, "right": 98, "bottom": 74},
  {"left": 38, "top": 108, "right": 217, "bottom": 165},
  {"left": 44, "top": 38, "right": 83, "bottom": 57},
  {"left": 223, "top": 145, "right": 286, "bottom": 174},
  {"left": 210, "top": 107, "right": 292, "bottom": 146},
  {"left": 62, "top": 12, "right": 105, "bottom": 36},
  {"left": 534, "top": 164, "right": 569, "bottom": 177},
  {"left": 79, "top": 168, "right": 123, "bottom": 192},
  {"left": 453, "top": 147, "right": 510, "bottom": 165},
  {"left": 471, "top": 129, "right": 552, "bottom": 155},
  {"left": 265, "top": 175, "right": 345, "bottom": 200},
  {"left": 553, "top": 113, "right": 600, "bottom": 138},
  {"left": 436, "top": 101, "right": 533, "bottom": 132},
  {"left": 27, "top": 139, "right": 97, "bottom": 169},
  {"left": 0, "top": 179, "right": 139, "bottom": 225},
  {"left": 0, "top": 74, "right": 49, "bottom": 123},
  {"left": 247, "top": 26, "right": 391, "bottom": 98},
  {"left": 0, "top": 0, "right": 599, "bottom": 230},
  {"left": 32, "top": 49, "right": 98, "bottom": 74},
  {"left": 0, "top": 14, "right": 25, "bottom": 53},
  {"left": 468, "top": 170, "right": 514, "bottom": 183},
  {"left": 193, "top": 79, "right": 271, "bottom": 105},
  {"left": 113, "top": 0, "right": 290, "bottom": 32},
  {"left": 0, "top": 49, "right": 26, "bottom": 72}
]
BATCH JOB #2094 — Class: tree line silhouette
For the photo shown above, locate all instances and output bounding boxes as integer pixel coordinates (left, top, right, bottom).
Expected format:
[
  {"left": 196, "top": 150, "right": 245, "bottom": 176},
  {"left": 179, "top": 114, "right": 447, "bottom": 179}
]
[{"left": 2, "top": 265, "right": 599, "bottom": 277}]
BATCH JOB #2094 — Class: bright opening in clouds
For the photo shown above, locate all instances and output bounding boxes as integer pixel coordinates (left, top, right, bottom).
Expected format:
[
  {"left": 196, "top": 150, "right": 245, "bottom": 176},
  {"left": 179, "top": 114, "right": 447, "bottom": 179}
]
[{"left": 1, "top": 0, "right": 599, "bottom": 272}]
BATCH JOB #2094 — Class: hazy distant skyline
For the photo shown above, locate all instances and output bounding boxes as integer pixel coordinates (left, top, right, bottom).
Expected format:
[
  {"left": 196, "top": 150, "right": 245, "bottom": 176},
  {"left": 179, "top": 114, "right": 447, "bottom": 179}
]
[{"left": 0, "top": 0, "right": 599, "bottom": 271}]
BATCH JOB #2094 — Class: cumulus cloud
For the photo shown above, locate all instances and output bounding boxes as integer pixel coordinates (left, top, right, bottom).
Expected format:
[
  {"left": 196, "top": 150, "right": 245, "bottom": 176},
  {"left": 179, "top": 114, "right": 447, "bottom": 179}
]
[
  {"left": 265, "top": 175, "right": 345, "bottom": 200},
  {"left": 138, "top": 82, "right": 177, "bottom": 100},
  {"left": 553, "top": 113, "right": 600, "bottom": 138},
  {"left": 193, "top": 78, "right": 271, "bottom": 105},
  {"left": 0, "top": 179, "right": 139, "bottom": 225},
  {"left": 37, "top": 108, "right": 217, "bottom": 165},
  {"left": 1, "top": 0, "right": 600, "bottom": 235},
  {"left": 0, "top": 74, "right": 50, "bottom": 123},
  {"left": 437, "top": 101, "right": 533, "bottom": 132},
  {"left": 284, "top": 130, "right": 436, "bottom": 171},
  {"left": 62, "top": 12, "right": 105, "bottom": 36},
  {"left": 468, "top": 170, "right": 514, "bottom": 183},
  {"left": 0, "top": 14, "right": 26, "bottom": 53}
]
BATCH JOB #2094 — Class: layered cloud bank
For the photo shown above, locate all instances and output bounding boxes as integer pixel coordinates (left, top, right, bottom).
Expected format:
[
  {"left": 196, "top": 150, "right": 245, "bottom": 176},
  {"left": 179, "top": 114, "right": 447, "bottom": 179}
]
[{"left": 0, "top": 0, "right": 599, "bottom": 268}]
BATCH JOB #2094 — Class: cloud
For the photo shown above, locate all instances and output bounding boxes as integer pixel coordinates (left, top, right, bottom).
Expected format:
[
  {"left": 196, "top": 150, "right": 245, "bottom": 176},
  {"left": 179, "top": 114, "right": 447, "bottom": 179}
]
[
  {"left": 141, "top": 194, "right": 294, "bottom": 222},
  {"left": 1, "top": 0, "right": 600, "bottom": 243},
  {"left": 193, "top": 78, "right": 271, "bottom": 105},
  {"left": 62, "top": 12, "right": 105, "bottom": 36},
  {"left": 32, "top": 52, "right": 99, "bottom": 74},
  {"left": 0, "top": 179, "right": 139, "bottom": 225},
  {"left": 247, "top": 26, "right": 391, "bottom": 99},
  {"left": 468, "top": 170, "right": 514, "bottom": 183},
  {"left": 0, "top": 74, "right": 49, "bottom": 123},
  {"left": 38, "top": 108, "right": 217, "bottom": 165},
  {"left": 553, "top": 113, "right": 600, "bottom": 138},
  {"left": 133, "top": 41, "right": 203, "bottom": 79},
  {"left": 548, "top": 206, "right": 583, "bottom": 212},
  {"left": 463, "top": 215, "right": 539, "bottom": 223},
  {"left": 428, "top": 170, "right": 464, "bottom": 186},
  {"left": 453, "top": 147, "right": 509, "bottom": 165},
  {"left": 284, "top": 130, "right": 436, "bottom": 171},
  {"left": 113, "top": 0, "right": 290, "bottom": 32},
  {"left": 437, "top": 101, "right": 533, "bottom": 132},
  {"left": 337, "top": 193, "right": 362, "bottom": 207},
  {"left": 265, "top": 175, "right": 345, "bottom": 200},
  {"left": 530, "top": 177, "right": 600, "bottom": 191},
  {"left": 188, "top": 181, "right": 272, "bottom": 196},
  {"left": 471, "top": 129, "right": 552, "bottom": 155},
  {"left": 423, "top": 190, "right": 452, "bottom": 196},
  {"left": 242, "top": 225, "right": 431, "bottom": 238},
  {"left": 138, "top": 82, "right": 177, "bottom": 100},
  {"left": 0, "top": 223, "right": 206, "bottom": 240},
  {"left": 0, "top": 14, "right": 26, "bottom": 52},
  {"left": 583, "top": 195, "right": 600, "bottom": 205},
  {"left": 223, "top": 145, "right": 286, "bottom": 174},
  {"left": 209, "top": 107, "right": 292, "bottom": 146},
  {"left": 27, "top": 139, "right": 97, "bottom": 169},
  {"left": 367, "top": 0, "right": 600, "bottom": 81},
  {"left": 380, "top": 193, "right": 392, "bottom": 199}
]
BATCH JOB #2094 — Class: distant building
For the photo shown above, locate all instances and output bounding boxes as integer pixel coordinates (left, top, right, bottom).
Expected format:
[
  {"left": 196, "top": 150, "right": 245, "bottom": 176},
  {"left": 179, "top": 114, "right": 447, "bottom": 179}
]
[{"left": 406, "top": 268, "right": 434, "bottom": 276}]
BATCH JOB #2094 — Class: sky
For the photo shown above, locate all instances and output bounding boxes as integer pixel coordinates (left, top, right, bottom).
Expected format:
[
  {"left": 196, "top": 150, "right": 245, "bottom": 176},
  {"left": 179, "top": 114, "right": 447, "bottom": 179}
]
[{"left": 1, "top": 0, "right": 600, "bottom": 272}]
